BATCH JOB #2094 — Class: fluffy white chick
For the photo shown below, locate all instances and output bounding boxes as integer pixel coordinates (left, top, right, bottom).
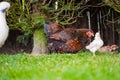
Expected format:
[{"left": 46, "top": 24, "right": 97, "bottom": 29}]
[
  {"left": 86, "top": 32, "right": 104, "bottom": 56},
  {"left": 0, "top": 2, "right": 10, "bottom": 47}
]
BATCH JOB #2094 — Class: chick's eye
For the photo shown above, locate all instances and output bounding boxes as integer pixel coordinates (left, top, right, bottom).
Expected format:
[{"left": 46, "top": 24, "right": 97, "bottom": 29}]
[
  {"left": 2, "top": 9, "right": 6, "bottom": 13},
  {"left": 2, "top": 8, "right": 7, "bottom": 13}
]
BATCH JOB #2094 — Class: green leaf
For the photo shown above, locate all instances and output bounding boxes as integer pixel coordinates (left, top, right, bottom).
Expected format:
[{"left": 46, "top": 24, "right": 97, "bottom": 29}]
[
  {"left": 117, "top": 19, "right": 120, "bottom": 24},
  {"left": 35, "top": 17, "right": 44, "bottom": 24},
  {"left": 31, "top": 0, "right": 39, "bottom": 3},
  {"left": 19, "top": 21, "right": 27, "bottom": 31}
]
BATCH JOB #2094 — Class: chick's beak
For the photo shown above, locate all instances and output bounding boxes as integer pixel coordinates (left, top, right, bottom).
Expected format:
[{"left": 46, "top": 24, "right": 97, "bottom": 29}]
[
  {"left": 6, "top": 8, "right": 9, "bottom": 16},
  {"left": 6, "top": 11, "right": 9, "bottom": 16}
]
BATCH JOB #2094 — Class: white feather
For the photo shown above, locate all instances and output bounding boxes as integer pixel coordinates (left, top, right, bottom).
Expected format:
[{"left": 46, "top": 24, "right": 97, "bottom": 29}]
[
  {"left": 86, "top": 32, "right": 104, "bottom": 54},
  {"left": 0, "top": 2, "right": 10, "bottom": 47}
]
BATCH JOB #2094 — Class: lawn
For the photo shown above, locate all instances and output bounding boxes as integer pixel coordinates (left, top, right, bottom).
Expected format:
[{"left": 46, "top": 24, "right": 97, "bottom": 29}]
[{"left": 0, "top": 52, "right": 120, "bottom": 80}]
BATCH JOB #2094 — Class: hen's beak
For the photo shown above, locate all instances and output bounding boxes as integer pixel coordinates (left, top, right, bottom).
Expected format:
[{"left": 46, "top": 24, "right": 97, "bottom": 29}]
[{"left": 90, "top": 32, "right": 94, "bottom": 37}]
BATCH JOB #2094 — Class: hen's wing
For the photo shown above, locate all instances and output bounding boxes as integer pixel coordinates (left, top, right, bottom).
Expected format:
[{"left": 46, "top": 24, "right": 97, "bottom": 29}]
[
  {"left": 50, "top": 28, "right": 76, "bottom": 42},
  {"left": 55, "top": 37, "right": 82, "bottom": 53}
]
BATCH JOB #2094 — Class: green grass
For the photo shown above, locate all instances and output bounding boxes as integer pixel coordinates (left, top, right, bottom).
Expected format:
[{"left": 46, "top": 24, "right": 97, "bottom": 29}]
[{"left": 0, "top": 52, "right": 120, "bottom": 80}]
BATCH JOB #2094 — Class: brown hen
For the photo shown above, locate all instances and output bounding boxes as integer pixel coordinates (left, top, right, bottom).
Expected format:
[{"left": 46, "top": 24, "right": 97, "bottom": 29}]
[{"left": 44, "top": 21, "right": 94, "bottom": 53}]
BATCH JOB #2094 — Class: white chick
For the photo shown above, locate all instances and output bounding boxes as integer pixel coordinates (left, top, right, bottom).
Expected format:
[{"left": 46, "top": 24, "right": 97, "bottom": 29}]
[
  {"left": 0, "top": 2, "right": 10, "bottom": 47},
  {"left": 86, "top": 32, "right": 104, "bottom": 56}
]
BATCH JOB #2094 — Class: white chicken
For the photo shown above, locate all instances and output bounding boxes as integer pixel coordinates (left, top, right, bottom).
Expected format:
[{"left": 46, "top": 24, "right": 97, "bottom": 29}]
[
  {"left": 86, "top": 32, "right": 104, "bottom": 56},
  {"left": 0, "top": 2, "right": 10, "bottom": 47}
]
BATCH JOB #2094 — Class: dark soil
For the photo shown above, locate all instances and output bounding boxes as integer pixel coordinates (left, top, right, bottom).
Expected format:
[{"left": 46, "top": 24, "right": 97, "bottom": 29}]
[{"left": 0, "top": 30, "right": 33, "bottom": 54}]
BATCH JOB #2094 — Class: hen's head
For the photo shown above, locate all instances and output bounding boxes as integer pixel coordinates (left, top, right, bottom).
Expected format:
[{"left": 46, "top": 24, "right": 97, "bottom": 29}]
[
  {"left": 86, "top": 30, "right": 94, "bottom": 38},
  {"left": 0, "top": 2, "right": 10, "bottom": 13}
]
